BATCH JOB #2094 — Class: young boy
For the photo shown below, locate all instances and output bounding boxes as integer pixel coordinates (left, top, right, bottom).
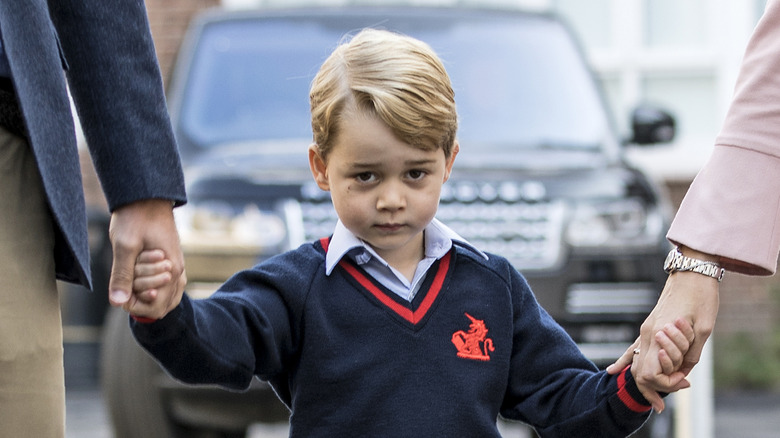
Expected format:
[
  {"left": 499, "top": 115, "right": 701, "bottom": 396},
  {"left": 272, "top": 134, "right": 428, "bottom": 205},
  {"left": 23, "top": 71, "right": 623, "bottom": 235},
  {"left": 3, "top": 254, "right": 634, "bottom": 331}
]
[{"left": 129, "top": 29, "right": 692, "bottom": 437}]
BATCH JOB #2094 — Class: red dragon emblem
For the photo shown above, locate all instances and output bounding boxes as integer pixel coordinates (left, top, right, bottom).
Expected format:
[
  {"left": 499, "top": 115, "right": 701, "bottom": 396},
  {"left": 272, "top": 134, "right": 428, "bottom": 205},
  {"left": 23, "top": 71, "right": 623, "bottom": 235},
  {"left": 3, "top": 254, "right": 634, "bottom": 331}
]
[{"left": 451, "top": 313, "right": 494, "bottom": 361}]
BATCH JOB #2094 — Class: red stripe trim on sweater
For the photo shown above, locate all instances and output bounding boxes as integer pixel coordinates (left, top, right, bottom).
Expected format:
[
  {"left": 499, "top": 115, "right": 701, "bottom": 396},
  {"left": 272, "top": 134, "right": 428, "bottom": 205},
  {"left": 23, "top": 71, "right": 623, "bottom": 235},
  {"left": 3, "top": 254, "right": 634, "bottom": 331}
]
[
  {"left": 131, "top": 315, "right": 158, "bottom": 324},
  {"left": 321, "top": 236, "right": 451, "bottom": 325},
  {"left": 617, "top": 366, "right": 651, "bottom": 413},
  {"left": 338, "top": 251, "right": 451, "bottom": 324},
  {"left": 341, "top": 262, "right": 415, "bottom": 322},
  {"left": 417, "top": 251, "right": 450, "bottom": 321}
]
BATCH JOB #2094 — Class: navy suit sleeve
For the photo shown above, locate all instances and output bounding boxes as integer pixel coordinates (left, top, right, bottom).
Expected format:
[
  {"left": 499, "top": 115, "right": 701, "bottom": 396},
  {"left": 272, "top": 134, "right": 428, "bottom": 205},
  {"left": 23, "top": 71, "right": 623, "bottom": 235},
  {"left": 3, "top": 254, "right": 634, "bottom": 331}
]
[
  {"left": 500, "top": 268, "right": 652, "bottom": 437},
  {"left": 47, "top": 0, "right": 185, "bottom": 210}
]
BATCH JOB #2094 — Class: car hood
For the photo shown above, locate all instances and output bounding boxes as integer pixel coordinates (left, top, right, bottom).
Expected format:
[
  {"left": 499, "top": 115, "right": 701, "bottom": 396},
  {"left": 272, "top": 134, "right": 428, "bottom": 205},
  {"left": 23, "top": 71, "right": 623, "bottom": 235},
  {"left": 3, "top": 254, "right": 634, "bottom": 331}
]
[
  {"left": 182, "top": 140, "right": 313, "bottom": 186},
  {"left": 182, "top": 140, "right": 644, "bottom": 204},
  {"left": 184, "top": 140, "right": 613, "bottom": 179}
]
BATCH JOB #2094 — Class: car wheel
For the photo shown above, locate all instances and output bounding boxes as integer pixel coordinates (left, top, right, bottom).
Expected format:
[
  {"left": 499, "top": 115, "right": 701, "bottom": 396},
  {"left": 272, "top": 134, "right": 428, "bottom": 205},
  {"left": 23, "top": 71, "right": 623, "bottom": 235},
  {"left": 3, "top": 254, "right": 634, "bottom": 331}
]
[
  {"left": 100, "top": 306, "right": 176, "bottom": 438},
  {"left": 632, "top": 399, "right": 675, "bottom": 438}
]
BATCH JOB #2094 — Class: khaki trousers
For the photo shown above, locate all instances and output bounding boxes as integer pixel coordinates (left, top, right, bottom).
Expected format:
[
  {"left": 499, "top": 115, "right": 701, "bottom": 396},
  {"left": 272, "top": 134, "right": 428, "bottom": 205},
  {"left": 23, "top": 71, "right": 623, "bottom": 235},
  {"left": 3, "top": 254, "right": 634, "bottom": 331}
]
[{"left": 0, "top": 127, "right": 64, "bottom": 437}]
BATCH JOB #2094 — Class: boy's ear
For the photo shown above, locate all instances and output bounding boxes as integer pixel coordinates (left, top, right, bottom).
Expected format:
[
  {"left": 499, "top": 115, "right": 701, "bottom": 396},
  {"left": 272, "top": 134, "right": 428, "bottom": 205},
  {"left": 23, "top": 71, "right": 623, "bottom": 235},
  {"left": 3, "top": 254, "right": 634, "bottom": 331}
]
[
  {"left": 443, "top": 141, "right": 459, "bottom": 183},
  {"left": 308, "top": 144, "right": 330, "bottom": 191}
]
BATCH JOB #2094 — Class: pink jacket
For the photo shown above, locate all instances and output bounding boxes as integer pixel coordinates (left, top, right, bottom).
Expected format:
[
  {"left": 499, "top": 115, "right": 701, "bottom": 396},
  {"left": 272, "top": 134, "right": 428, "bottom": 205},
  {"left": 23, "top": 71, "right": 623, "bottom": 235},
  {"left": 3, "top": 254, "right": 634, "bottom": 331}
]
[{"left": 667, "top": 0, "right": 780, "bottom": 275}]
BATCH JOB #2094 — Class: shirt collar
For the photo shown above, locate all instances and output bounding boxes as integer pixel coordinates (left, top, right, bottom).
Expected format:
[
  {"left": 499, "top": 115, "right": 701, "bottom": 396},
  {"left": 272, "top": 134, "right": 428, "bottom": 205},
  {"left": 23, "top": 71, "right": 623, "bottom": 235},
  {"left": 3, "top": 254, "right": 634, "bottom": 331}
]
[{"left": 324, "top": 218, "right": 487, "bottom": 276}]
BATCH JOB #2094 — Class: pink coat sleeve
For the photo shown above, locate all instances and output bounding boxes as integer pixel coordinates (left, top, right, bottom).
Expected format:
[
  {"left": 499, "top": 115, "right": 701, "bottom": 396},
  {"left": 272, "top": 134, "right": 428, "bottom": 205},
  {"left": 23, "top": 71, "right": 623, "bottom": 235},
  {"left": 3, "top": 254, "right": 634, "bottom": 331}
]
[{"left": 667, "top": 0, "right": 780, "bottom": 276}]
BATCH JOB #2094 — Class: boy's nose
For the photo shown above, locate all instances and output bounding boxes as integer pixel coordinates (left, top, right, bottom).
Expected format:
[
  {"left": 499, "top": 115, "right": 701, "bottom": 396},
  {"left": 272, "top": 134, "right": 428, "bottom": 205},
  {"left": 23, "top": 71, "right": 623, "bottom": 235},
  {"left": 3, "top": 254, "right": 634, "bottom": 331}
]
[{"left": 376, "top": 181, "right": 406, "bottom": 211}]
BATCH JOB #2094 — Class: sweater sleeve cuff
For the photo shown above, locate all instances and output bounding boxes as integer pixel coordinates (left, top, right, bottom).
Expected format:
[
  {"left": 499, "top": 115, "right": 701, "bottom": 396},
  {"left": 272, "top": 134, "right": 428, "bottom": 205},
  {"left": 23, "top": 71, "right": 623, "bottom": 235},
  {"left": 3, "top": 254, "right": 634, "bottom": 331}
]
[
  {"left": 129, "top": 296, "right": 189, "bottom": 343},
  {"left": 131, "top": 315, "right": 158, "bottom": 324},
  {"left": 616, "top": 366, "right": 653, "bottom": 413}
]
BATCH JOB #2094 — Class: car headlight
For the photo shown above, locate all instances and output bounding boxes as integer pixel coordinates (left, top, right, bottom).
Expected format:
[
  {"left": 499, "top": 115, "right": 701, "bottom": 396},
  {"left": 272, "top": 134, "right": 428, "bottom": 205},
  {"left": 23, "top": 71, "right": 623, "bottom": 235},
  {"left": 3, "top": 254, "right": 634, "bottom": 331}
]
[
  {"left": 175, "top": 201, "right": 287, "bottom": 254},
  {"left": 565, "top": 199, "right": 662, "bottom": 248}
]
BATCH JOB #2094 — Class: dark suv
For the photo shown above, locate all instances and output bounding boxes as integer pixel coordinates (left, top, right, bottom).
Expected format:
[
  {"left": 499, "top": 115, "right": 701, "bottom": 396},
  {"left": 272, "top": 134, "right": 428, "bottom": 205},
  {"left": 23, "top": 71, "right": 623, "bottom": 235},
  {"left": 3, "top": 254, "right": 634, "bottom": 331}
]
[{"left": 99, "top": 5, "right": 676, "bottom": 438}]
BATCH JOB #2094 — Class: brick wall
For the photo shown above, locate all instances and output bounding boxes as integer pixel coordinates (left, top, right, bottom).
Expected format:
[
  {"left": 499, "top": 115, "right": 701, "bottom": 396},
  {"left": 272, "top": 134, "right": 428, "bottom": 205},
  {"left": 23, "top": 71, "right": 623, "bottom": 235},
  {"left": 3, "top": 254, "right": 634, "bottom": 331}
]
[{"left": 145, "top": 0, "right": 220, "bottom": 87}]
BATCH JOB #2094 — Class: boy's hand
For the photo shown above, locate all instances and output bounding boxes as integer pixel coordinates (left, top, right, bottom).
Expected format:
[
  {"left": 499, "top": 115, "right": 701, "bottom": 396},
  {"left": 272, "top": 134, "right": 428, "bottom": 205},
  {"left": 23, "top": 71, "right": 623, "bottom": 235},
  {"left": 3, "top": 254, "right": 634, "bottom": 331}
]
[
  {"left": 655, "top": 318, "right": 695, "bottom": 377},
  {"left": 608, "top": 318, "right": 695, "bottom": 413},
  {"left": 129, "top": 249, "right": 186, "bottom": 319},
  {"left": 133, "top": 249, "right": 172, "bottom": 297}
]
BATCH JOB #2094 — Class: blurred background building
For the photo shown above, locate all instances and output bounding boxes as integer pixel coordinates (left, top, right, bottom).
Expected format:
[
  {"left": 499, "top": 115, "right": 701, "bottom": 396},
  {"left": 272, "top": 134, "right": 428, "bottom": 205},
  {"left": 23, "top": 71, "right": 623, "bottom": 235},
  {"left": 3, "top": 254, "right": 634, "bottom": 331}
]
[{"left": 76, "top": 0, "right": 778, "bottom": 395}]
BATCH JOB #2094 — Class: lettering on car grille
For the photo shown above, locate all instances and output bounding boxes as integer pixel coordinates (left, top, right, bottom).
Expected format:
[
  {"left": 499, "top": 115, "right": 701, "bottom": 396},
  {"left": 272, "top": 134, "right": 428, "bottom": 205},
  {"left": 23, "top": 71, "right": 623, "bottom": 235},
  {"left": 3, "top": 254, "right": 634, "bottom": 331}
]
[{"left": 299, "top": 181, "right": 565, "bottom": 271}]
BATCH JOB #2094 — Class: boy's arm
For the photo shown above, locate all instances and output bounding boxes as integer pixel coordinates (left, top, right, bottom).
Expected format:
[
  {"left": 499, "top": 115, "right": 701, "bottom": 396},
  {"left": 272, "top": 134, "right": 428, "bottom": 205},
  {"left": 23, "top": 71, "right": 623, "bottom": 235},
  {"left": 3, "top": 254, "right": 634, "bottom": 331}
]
[
  {"left": 129, "top": 263, "right": 302, "bottom": 391},
  {"left": 501, "top": 270, "right": 661, "bottom": 437},
  {"left": 130, "top": 294, "right": 255, "bottom": 390}
]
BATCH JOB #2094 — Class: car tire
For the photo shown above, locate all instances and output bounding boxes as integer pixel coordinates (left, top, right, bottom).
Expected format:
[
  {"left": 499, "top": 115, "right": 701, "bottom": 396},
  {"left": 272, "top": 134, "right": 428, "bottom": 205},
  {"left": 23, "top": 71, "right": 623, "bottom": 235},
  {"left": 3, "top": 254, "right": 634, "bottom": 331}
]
[
  {"left": 100, "top": 306, "right": 176, "bottom": 438},
  {"left": 633, "top": 398, "right": 675, "bottom": 438}
]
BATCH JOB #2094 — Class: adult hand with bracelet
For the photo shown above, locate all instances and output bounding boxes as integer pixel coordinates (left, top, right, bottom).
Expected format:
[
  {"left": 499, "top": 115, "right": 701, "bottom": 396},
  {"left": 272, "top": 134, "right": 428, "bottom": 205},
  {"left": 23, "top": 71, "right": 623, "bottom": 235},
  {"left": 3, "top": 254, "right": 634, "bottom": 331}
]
[
  {"left": 608, "top": 0, "right": 780, "bottom": 414},
  {"left": 607, "top": 246, "right": 721, "bottom": 412}
]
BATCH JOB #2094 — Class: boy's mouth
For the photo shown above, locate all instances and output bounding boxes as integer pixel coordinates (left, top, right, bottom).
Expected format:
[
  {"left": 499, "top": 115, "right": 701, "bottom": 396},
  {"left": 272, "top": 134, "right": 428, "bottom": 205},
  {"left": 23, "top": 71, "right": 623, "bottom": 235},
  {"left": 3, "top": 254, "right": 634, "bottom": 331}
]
[{"left": 375, "top": 223, "right": 404, "bottom": 233}]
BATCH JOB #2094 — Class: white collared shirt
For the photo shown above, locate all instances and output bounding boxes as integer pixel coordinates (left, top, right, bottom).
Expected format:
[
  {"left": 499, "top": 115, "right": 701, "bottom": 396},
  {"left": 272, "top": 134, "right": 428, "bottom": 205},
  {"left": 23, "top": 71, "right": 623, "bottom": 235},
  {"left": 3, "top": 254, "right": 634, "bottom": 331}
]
[{"left": 325, "top": 218, "right": 487, "bottom": 301}]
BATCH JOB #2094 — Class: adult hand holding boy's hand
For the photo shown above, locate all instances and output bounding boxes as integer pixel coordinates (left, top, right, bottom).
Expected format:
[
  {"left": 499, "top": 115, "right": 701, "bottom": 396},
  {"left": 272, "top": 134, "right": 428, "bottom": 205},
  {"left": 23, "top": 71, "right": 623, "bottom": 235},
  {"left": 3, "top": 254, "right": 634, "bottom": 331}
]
[
  {"left": 608, "top": 265, "right": 718, "bottom": 411},
  {"left": 108, "top": 199, "right": 186, "bottom": 320},
  {"left": 608, "top": 318, "right": 694, "bottom": 413}
]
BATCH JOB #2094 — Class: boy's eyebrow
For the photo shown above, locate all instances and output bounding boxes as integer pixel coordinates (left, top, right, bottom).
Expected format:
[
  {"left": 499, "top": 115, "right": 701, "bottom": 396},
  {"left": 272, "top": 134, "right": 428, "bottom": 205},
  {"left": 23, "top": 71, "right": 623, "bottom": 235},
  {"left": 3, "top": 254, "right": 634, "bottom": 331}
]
[
  {"left": 349, "top": 158, "right": 438, "bottom": 168},
  {"left": 405, "top": 158, "right": 438, "bottom": 166},
  {"left": 347, "top": 161, "right": 378, "bottom": 169}
]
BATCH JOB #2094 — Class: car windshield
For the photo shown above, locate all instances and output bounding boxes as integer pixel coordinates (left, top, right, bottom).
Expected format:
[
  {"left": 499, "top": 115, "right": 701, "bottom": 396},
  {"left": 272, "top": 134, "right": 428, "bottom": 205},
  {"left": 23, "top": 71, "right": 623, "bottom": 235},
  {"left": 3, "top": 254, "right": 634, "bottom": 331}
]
[{"left": 178, "top": 10, "right": 611, "bottom": 154}]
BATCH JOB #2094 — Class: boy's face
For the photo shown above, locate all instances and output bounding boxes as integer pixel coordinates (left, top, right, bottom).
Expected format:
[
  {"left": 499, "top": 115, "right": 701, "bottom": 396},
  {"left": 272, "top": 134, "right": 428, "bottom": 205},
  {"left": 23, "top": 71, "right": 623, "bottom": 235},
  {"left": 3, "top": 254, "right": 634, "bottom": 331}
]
[{"left": 309, "top": 112, "right": 458, "bottom": 266}]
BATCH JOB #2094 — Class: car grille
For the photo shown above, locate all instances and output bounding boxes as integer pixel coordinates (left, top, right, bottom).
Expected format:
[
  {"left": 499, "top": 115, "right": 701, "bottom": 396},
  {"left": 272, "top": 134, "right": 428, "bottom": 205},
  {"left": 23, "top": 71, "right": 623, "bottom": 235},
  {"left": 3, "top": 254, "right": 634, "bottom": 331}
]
[
  {"left": 566, "top": 282, "right": 659, "bottom": 315},
  {"left": 298, "top": 181, "right": 566, "bottom": 271}
]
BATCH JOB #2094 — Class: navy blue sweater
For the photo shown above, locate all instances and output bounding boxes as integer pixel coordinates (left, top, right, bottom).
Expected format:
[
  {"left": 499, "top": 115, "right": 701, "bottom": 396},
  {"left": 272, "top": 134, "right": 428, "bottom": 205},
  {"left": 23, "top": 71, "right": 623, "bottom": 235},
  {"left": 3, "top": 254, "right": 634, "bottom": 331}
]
[{"left": 132, "top": 239, "right": 652, "bottom": 437}]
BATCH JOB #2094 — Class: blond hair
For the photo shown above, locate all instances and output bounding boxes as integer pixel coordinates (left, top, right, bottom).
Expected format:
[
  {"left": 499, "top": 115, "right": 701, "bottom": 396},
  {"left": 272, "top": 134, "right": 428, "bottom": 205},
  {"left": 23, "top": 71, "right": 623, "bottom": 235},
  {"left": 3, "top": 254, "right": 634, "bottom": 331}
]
[{"left": 310, "top": 28, "right": 457, "bottom": 160}]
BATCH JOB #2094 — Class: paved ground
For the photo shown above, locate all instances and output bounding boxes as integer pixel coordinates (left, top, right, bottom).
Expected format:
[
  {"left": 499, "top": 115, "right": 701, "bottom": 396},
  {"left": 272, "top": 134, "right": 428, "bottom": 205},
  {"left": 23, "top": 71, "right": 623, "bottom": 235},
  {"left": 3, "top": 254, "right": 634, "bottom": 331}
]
[
  {"left": 65, "top": 388, "right": 112, "bottom": 438},
  {"left": 67, "top": 387, "right": 780, "bottom": 438}
]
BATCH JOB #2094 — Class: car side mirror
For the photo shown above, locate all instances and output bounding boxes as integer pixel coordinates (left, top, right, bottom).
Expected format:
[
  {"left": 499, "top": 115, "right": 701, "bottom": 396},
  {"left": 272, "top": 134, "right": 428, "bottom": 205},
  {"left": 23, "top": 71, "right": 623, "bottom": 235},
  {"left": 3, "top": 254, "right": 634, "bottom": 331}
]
[{"left": 628, "top": 105, "right": 676, "bottom": 145}]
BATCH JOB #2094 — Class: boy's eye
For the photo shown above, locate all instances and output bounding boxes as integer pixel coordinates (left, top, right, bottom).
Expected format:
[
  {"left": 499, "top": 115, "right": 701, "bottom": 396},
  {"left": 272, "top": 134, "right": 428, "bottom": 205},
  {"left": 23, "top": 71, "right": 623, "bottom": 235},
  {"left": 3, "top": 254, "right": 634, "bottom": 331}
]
[
  {"left": 408, "top": 169, "right": 426, "bottom": 180},
  {"left": 355, "top": 172, "right": 375, "bottom": 183}
]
